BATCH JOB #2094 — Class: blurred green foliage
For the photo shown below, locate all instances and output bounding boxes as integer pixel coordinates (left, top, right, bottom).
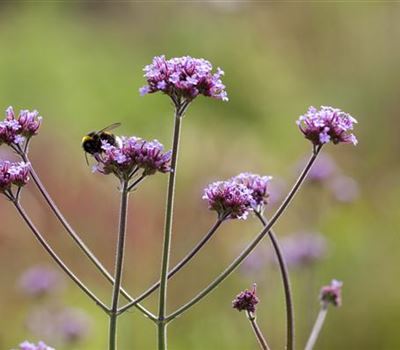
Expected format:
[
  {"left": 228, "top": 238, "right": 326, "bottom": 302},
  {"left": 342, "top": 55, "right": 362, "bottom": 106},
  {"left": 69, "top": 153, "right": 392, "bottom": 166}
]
[{"left": 0, "top": 2, "right": 399, "bottom": 349}]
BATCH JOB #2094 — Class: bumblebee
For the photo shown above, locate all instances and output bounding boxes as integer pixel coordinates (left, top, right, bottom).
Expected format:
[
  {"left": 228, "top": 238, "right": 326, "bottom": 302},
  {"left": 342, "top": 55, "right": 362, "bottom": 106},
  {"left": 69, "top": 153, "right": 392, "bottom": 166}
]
[{"left": 82, "top": 123, "right": 121, "bottom": 163}]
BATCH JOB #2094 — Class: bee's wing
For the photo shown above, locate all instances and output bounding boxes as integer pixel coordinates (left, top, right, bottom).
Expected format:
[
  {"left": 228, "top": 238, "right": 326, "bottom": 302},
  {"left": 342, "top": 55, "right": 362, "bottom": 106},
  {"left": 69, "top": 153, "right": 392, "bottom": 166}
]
[{"left": 96, "top": 122, "right": 121, "bottom": 135}]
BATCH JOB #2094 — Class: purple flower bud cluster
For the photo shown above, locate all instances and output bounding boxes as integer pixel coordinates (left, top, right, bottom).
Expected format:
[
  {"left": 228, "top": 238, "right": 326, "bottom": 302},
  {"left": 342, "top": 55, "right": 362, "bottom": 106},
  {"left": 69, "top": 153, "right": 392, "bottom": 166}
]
[
  {"left": 203, "top": 173, "right": 272, "bottom": 220},
  {"left": 140, "top": 55, "right": 228, "bottom": 102},
  {"left": 93, "top": 137, "right": 172, "bottom": 178},
  {"left": 0, "top": 160, "right": 30, "bottom": 193},
  {"left": 232, "top": 284, "right": 259, "bottom": 313},
  {"left": 232, "top": 173, "right": 272, "bottom": 209},
  {"left": 16, "top": 341, "right": 54, "bottom": 350},
  {"left": 18, "top": 266, "right": 64, "bottom": 298},
  {"left": 0, "top": 106, "right": 42, "bottom": 146},
  {"left": 297, "top": 106, "right": 357, "bottom": 147},
  {"left": 320, "top": 279, "right": 343, "bottom": 307}
]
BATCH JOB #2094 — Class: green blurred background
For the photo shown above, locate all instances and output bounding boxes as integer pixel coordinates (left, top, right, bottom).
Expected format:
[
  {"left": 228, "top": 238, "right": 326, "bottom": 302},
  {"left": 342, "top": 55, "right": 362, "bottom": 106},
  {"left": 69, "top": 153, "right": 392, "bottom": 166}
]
[{"left": 0, "top": 2, "right": 399, "bottom": 349}]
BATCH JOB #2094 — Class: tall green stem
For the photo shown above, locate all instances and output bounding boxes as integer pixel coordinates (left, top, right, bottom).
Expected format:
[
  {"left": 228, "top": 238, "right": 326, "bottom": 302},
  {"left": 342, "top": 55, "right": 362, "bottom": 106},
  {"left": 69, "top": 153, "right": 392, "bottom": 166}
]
[
  {"left": 246, "top": 311, "right": 270, "bottom": 350},
  {"left": 109, "top": 180, "right": 129, "bottom": 350},
  {"left": 255, "top": 211, "right": 294, "bottom": 350},
  {"left": 166, "top": 147, "right": 321, "bottom": 323},
  {"left": 304, "top": 304, "right": 328, "bottom": 350},
  {"left": 157, "top": 107, "right": 184, "bottom": 350}
]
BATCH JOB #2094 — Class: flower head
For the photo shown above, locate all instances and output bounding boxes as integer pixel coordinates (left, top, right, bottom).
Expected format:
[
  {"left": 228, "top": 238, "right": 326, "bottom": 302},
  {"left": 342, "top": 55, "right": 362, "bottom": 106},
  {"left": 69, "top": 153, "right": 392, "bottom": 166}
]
[
  {"left": 17, "top": 341, "right": 54, "bottom": 350},
  {"left": 302, "top": 154, "right": 337, "bottom": 183},
  {"left": 0, "top": 106, "right": 42, "bottom": 146},
  {"left": 57, "top": 308, "right": 91, "bottom": 343},
  {"left": 297, "top": 106, "right": 357, "bottom": 147},
  {"left": 232, "top": 284, "right": 259, "bottom": 313},
  {"left": 202, "top": 179, "right": 255, "bottom": 220},
  {"left": 140, "top": 55, "right": 228, "bottom": 103},
  {"left": 26, "top": 306, "right": 90, "bottom": 345},
  {"left": 0, "top": 160, "right": 30, "bottom": 194},
  {"left": 18, "top": 266, "right": 64, "bottom": 298},
  {"left": 328, "top": 175, "right": 359, "bottom": 203},
  {"left": 93, "top": 136, "right": 171, "bottom": 180},
  {"left": 231, "top": 173, "right": 272, "bottom": 210},
  {"left": 279, "top": 232, "right": 327, "bottom": 268},
  {"left": 320, "top": 279, "right": 343, "bottom": 307}
]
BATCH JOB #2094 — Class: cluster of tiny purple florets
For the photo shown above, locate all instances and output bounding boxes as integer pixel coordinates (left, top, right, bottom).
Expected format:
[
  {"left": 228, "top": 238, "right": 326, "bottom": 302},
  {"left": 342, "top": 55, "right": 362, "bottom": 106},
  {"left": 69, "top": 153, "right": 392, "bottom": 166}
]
[
  {"left": 19, "top": 266, "right": 63, "bottom": 298},
  {"left": 203, "top": 173, "right": 271, "bottom": 220},
  {"left": 0, "top": 160, "right": 30, "bottom": 193},
  {"left": 202, "top": 180, "right": 255, "bottom": 220},
  {"left": 232, "top": 173, "right": 272, "bottom": 209},
  {"left": 15, "top": 341, "right": 54, "bottom": 350},
  {"left": 297, "top": 106, "right": 357, "bottom": 147},
  {"left": 140, "top": 55, "right": 228, "bottom": 102},
  {"left": 0, "top": 106, "right": 42, "bottom": 146},
  {"left": 320, "top": 279, "right": 343, "bottom": 307},
  {"left": 232, "top": 284, "right": 259, "bottom": 313},
  {"left": 93, "top": 137, "right": 172, "bottom": 178}
]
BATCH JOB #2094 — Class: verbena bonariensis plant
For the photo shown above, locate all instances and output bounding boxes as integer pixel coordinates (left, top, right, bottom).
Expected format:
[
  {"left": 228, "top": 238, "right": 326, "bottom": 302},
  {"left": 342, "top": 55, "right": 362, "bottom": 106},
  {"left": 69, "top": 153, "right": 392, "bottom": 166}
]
[{"left": 2, "top": 55, "right": 357, "bottom": 350}]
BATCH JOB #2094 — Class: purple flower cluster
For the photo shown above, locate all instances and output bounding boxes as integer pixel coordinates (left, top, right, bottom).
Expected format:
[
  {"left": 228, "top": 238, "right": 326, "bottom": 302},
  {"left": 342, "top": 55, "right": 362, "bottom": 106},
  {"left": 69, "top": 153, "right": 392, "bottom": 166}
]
[
  {"left": 19, "top": 266, "right": 63, "bottom": 298},
  {"left": 0, "top": 160, "right": 30, "bottom": 193},
  {"left": 93, "top": 137, "right": 172, "bottom": 178},
  {"left": 0, "top": 106, "right": 42, "bottom": 146},
  {"left": 16, "top": 341, "right": 54, "bottom": 350},
  {"left": 203, "top": 173, "right": 272, "bottom": 220},
  {"left": 320, "top": 279, "right": 343, "bottom": 307},
  {"left": 232, "top": 173, "right": 272, "bottom": 209},
  {"left": 297, "top": 106, "right": 357, "bottom": 147},
  {"left": 232, "top": 284, "right": 259, "bottom": 313},
  {"left": 304, "top": 154, "right": 337, "bottom": 182},
  {"left": 140, "top": 55, "right": 228, "bottom": 102},
  {"left": 202, "top": 180, "right": 255, "bottom": 220},
  {"left": 278, "top": 232, "right": 327, "bottom": 268},
  {"left": 27, "top": 307, "right": 90, "bottom": 344}
]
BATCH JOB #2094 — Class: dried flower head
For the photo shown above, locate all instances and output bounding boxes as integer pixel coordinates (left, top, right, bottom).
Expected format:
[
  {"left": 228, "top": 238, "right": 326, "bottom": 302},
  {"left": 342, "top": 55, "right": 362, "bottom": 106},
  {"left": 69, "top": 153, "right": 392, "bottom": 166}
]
[
  {"left": 140, "top": 55, "right": 228, "bottom": 103},
  {"left": 232, "top": 284, "right": 259, "bottom": 313},
  {"left": 0, "top": 160, "right": 30, "bottom": 194},
  {"left": 18, "top": 266, "right": 64, "bottom": 298},
  {"left": 0, "top": 106, "right": 42, "bottom": 147},
  {"left": 92, "top": 136, "right": 171, "bottom": 179},
  {"left": 232, "top": 173, "right": 272, "bottom": 210},
  {"left": 320, "top": 279, "right": 343, "bottom": 307},
  {"left": 16, "top": 341, "right": 55, "bottom": 350},
  {"left": 202, "top": 180, "right": 255, "bottom": 220},
  {"left": 297, "top": 106, "right": 357, "bottom": 147}
]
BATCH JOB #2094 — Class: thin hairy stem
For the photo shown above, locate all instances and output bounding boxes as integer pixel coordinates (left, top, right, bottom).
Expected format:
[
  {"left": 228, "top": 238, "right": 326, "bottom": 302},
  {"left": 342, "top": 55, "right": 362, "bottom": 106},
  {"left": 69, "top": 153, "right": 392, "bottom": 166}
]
[
  {"left": 109, "top": 180, "right": 129, "bottom": 350},
  {"left": 256, "top": 210, "right": 294, "bottom": 350},
  {"left": 22, "top": 155, "right": 155, "bottom": 320},
  {"left": 118, "top": 218, "right": 224, "bottom": 314},
  {"left": 13, "top": 200, "right": 109, "bottom": 313},
  {"left": 166, "top": 146, "right": 321, "bottom": 323},
  {"left": 158, "top": 106, "right": 184, "bottom": 350},
  {"left": 304, "top": 304, "right": 328, "bottom": 350},
  {"left": 246, "top": 311, "right": 270, "bottom": 350}
]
